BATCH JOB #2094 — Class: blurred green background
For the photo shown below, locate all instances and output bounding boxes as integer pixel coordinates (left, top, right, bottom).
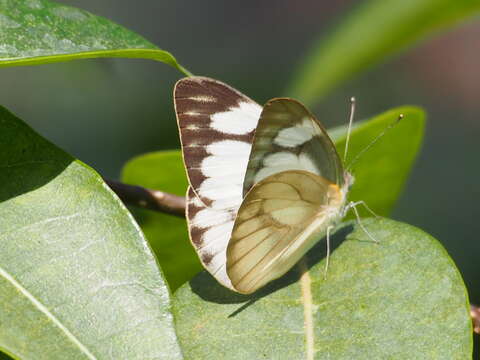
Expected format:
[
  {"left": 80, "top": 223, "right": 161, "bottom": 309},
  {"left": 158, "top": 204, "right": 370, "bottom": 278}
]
[{"left": 1, "top": 0, "right": 478, "bottom": 350}]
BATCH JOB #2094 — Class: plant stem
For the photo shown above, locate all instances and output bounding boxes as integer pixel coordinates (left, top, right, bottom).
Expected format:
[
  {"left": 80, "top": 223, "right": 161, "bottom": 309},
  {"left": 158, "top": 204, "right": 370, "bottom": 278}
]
[{"left": 105, "top": 179, "right": 186, "bottom": 218}]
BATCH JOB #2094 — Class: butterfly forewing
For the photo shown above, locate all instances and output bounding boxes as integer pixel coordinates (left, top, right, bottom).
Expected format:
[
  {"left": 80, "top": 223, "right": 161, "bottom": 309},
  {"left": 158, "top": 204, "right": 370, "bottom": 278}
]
[
  {"left": 227, "top": 170, "right": 345, "bottom": 294},
  {"left": 243, "top": 98, "right": 344, "bottom": 196},
  {"left": 175, "top": 77, "right": 262, "bottom": 289},
  {"left": 175, "top": 77, "right": 262, "bottom": 208}
]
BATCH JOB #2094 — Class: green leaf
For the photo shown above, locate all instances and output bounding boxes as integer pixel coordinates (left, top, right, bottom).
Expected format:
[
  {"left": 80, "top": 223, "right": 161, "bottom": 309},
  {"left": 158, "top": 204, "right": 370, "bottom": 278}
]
[
  {"left": 173, "top": 218, "right": 472, "bottom": 359},
  {"left": 287, "top": 0, "right": 480, "bottom": 105},
  {"left": 121, "top": 151, "right": 201, "bottom": 292},
  {"left": 0, "top": 107, "right": 182, "bottom": 359},
  {"left": 332, "top": 105, "right": 425, "bottom": 217},
  {"left": 0, "top": 0, "right": 191, "bottom": 76},
  {"left": 0, "top": 351, "right": 13, "bottom": 360}
]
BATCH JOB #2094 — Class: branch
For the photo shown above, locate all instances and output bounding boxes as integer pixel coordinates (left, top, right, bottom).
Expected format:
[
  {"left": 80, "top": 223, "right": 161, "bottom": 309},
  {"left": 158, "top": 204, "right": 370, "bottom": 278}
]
[
  {"left": 471, "top": 304, "right": 480, "bottom": 334},
  {"left": 105, "top": 179, "right": 186, "bottom": 218}
]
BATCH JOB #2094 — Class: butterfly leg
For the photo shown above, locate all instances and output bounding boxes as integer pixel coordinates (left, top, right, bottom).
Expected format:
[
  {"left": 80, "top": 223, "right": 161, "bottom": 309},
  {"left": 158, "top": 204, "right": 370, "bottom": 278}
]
[
  {"left": 324, "top": 225, "right": 335, "bottom": 280},
  {"left": 348, "top": 202, "right": 379, "bottom": 244},
  {"left": 350, "top": 200, "right": 379, "bottom": 218}
]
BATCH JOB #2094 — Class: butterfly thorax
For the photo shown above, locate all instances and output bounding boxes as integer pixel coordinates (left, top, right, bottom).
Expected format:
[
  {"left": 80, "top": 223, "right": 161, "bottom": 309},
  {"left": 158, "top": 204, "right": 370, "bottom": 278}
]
[
  {"left": 320, "top": 183, "right": 346, "bottom": 223},
  {"left": 317, "top": 170, "right": 353, "bottom": 227},
  {"left": 338, "top": 170, "right": 354, "bottom": 215}
]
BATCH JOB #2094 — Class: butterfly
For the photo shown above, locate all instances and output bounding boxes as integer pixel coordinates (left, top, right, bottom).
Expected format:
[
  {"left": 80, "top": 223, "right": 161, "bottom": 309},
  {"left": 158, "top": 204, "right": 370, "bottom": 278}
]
[{"left": 174, "top": 76, "right": 377, "bottom": 294}]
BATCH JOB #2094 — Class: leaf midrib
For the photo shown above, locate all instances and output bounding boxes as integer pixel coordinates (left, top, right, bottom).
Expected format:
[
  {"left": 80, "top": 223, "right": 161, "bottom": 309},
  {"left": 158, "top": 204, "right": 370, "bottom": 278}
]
[{"left": 299, "top": 258, "right": 315, "bottom": 360}]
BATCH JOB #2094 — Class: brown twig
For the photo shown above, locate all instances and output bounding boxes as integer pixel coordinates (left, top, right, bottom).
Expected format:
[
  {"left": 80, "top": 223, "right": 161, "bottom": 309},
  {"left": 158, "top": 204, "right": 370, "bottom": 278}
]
[
  {"left": 471, "top": 304, "right": 480, "bottom": 334},
  {"left": 105, "top": 179, "right": 186, "bottom": 218}
]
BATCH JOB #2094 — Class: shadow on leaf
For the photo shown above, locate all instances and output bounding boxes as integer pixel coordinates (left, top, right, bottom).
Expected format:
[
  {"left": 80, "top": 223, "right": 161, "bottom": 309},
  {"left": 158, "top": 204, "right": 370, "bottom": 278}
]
[
  {"left": 0, "top": 106, "right": 72, "bottom": 203},
  {"left": 187, "top": 224, "right": 354, "bottom": 313}
]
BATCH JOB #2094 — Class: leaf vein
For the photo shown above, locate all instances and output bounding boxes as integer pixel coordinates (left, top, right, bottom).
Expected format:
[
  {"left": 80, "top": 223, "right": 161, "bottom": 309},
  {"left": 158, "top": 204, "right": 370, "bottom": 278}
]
[{"left": 0, "top": 265, "right": 97, "bottom": 359}]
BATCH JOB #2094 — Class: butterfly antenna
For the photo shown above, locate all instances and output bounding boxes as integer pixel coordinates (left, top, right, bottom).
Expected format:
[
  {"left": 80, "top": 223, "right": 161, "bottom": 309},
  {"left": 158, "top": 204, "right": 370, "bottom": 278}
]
[
  {"left": 343, "top": 97, "right": 356, "bottom": 163},
  {"left": 346, "top": 113, "right": 404, "bottom": 171}
]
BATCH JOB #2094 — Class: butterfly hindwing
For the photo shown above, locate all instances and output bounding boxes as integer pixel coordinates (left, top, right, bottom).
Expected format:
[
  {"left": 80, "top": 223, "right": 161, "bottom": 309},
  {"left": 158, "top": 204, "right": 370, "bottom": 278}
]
[
  {"left": 243, "top": 98, "right": 344, "bottom": 196},
  {"left": 226, "top": 170, "right": 345, "bottom": 294},
  {"left": 185, "top": 186, "right": 235, "bottom": 288}
]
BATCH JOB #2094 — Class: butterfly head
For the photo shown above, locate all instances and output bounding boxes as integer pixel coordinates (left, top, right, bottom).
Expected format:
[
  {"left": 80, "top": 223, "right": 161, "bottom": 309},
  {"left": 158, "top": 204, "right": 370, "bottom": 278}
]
[{"left": 343, "top": 171, "right": 355, "bottom": 191}]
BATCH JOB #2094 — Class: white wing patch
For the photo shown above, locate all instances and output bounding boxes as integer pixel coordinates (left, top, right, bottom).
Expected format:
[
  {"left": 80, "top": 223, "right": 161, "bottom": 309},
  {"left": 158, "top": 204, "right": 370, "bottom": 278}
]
[
  {"left": 188, "top": 95, "right": 217, "bottom": 102},
  {"left": 211, "top": 102, "right": 262, "bottom": 135},
  {"left": 273, "top": 117, "right": 315, "bottom": 148},
  {"left": 192, "top": 207, "right": 233, "bottom": 229},
  {"left": 253, "top": 151, "right": 319, "bottom": 184},
  {"left": 299, "top": 153, "right": 318, "bottom": 173},
  {"left": 198, "top": 140, "right": 252, "bottom": 209}
]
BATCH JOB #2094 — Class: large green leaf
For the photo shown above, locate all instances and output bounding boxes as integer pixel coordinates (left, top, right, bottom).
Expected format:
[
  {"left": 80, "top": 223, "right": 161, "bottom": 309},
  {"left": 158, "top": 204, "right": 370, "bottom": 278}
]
[
  {"left": 173, "top": 218, "right": 472, "bottom": 359},
  {"left": 120, "top": 105, "right": 424, "bottom": 291},
  {"left": 287, "top": 0, "right": 480, "bottom": 105},
  {"left": 0, "top": 0, "right": 191, "bottom": 75},
  {"left": 0, "top": 107, "right": 182, "bottom": 359},
  {"left": 122, "top": 151, "right": 201, "bottom": 293}
]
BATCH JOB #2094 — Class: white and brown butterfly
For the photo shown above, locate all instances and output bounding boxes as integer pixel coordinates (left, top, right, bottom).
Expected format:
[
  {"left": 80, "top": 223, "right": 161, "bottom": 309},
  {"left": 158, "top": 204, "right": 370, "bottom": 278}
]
[{"left": 175, "top": 76, "right": 363, "bottom": 294}]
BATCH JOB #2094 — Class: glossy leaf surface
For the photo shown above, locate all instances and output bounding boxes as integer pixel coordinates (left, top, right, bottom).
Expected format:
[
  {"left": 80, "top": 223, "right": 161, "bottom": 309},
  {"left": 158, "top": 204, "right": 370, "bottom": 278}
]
[
  {"left": 122, "top": 151, "right": 201, "bottom": 292},
  {"left": 0, "top": 107, "right": 182, "bottom": 359},
  {"left": 174, "top": 218, "right": 472, "bottom": 359},
  {"left": 0, "top": 0, "right": 191, "bottom": 75}
]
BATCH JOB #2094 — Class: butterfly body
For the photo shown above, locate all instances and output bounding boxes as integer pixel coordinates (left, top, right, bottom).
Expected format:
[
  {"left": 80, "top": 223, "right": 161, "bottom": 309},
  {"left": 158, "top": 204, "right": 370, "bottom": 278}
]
[{"left": 175, "top": 77, "right": 353, "bottom": 294}]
